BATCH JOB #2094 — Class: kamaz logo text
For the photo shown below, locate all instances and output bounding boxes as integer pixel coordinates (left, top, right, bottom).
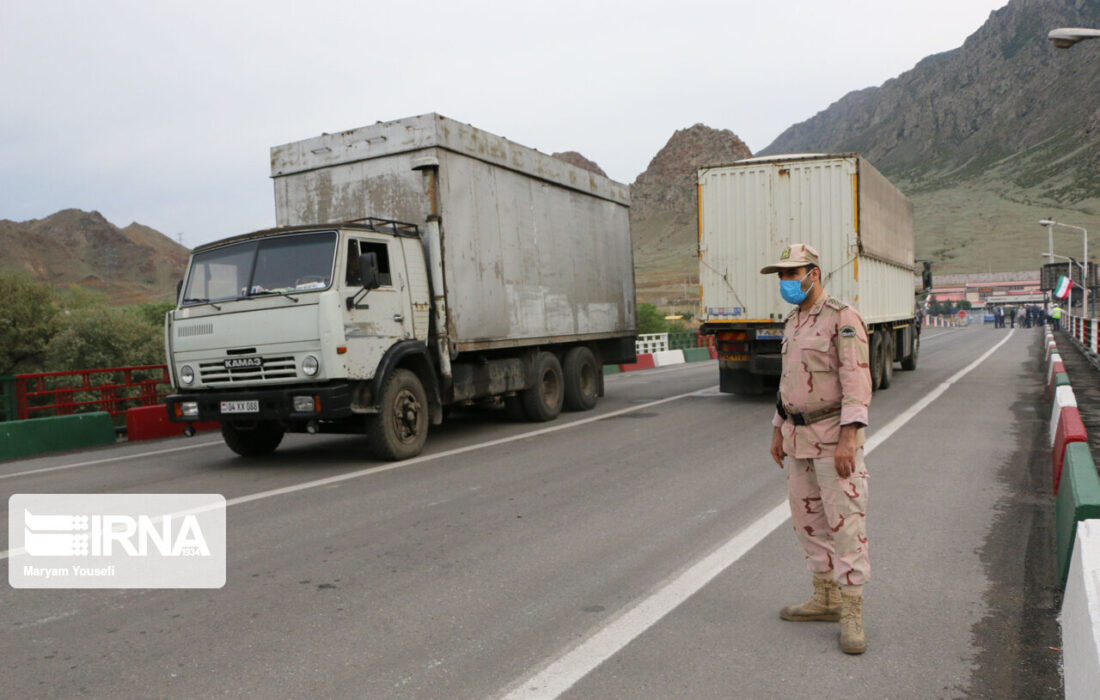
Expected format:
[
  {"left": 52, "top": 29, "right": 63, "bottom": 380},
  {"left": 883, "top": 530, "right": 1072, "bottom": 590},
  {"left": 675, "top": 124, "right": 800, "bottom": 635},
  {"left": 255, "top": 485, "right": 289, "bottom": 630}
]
[{"left": 225, "top": 357, "right": 262, "bottom": 369}]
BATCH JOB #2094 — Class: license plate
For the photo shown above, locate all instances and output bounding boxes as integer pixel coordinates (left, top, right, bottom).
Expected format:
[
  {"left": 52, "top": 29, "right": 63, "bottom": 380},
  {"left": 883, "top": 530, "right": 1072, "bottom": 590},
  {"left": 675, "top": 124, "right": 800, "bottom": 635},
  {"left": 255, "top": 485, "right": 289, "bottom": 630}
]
[
  {"left": 756, "top": 328, "right": 784, "bottom": 338},
  {"left": 220, "top": 400, "right": 259, "bottom": 414}
]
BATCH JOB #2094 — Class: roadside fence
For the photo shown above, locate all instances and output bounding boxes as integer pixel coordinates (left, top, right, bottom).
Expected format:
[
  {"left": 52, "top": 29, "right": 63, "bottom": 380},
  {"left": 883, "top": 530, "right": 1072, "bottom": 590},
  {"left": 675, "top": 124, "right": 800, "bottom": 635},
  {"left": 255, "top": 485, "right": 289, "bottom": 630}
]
[
  {"left": 14, "top": 365, "right": 172, "bottom": 422},
  {"left": 636, "top": 331, "right": 716, "bottom": 355},
  {"left": 1067, "top": 316, "right": 1099, "bottom": 354}
]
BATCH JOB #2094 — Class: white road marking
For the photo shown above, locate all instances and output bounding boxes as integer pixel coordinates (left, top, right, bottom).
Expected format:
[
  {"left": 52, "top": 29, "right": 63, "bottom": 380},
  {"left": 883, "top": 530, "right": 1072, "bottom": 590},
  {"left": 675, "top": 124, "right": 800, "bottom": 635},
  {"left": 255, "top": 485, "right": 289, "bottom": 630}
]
[
  {"left": 0, "top": 439, "right": 226, "bottom": 482},
  {"left": 0, "top": 385, "right": 717, "bottom": 561},
  {"left": 498, "top": 329, "right": 1016, "bottom": 700}
]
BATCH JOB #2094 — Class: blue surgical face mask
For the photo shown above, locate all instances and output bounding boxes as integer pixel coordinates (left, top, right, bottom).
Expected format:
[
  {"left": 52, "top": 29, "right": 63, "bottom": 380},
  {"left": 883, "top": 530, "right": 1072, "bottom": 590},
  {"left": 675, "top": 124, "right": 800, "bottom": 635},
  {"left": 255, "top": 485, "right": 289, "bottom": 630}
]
[{"left": 780, "top": 269, "right": 812, "bottom": 305}]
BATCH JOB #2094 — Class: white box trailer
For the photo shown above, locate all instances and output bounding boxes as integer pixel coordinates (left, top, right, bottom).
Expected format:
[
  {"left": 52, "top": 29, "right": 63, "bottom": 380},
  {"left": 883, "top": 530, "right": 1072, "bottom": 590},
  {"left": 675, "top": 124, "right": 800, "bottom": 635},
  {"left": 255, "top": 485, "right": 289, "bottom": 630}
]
[
  {"left": 166, "top": 114, "right": 636, "bottom": 460},
  {"left": 271, "top": 114, "right": 636, "bottom": 350},
  {"left": 698, "top": 153, "right": 921, "bottom": 395}
]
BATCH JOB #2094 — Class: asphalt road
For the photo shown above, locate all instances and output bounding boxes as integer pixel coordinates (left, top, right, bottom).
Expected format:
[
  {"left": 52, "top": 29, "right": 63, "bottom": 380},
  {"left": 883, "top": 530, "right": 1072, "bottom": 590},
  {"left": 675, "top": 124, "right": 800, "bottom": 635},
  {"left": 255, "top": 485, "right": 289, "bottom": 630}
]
[{"left": 0, "top": 325, "right": 1062, "bottom": 699}]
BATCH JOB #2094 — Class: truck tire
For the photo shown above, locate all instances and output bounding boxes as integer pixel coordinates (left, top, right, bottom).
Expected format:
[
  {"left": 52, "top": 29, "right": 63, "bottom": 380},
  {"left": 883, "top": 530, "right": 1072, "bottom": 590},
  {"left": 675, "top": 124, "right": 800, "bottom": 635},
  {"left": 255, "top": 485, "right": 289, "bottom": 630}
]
[
  {"left": 869, "top": 332, "right": 884, "bottom": 391},
  {"left": 366, "top": 368, "right": 429, "bottom": 460},
  {"left": 563, "top": 346, "right": 599, "bottom": 411},
  {"left": 879, "top": 332, "right": 894, "bottom": 389},
  {"left": 901, "top": 331, "right": 919, "bottom": 371},
  {"left": 521, "top": 351, "right": 564, "bottom": 421},
  {"left": 221, "top": 420, "right": 284, "bottom": 457}
]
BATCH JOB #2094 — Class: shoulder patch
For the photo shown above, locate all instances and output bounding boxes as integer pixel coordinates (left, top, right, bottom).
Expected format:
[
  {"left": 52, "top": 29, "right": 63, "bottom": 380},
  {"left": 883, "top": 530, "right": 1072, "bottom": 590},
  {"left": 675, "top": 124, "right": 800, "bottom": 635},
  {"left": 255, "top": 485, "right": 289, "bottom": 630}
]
[
  {"left": 824, "top": 297, "right": 848, "bottom": 311},
  {"left": 839, "top": 326, "right": 857, "bottom": 338}
]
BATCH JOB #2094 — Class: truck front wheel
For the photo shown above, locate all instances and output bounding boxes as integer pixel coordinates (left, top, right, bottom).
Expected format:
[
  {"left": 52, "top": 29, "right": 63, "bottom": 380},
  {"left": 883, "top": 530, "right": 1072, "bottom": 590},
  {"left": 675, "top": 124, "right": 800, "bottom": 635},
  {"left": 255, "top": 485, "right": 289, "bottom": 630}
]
[
  {"left": 563, "top": 346, "right": 599, "bottom": 411},
  {"left": 221, "top": 420, "right": 285, "bottom": 457},
  {"left": 521, "top": 351, "right": 565, "bottom": 421},
  {"left": 367, "top": 369, "right": 429, "bottom": 460},
  {"left": 901, "top": 331, "right": 919, "bottom": 371}
]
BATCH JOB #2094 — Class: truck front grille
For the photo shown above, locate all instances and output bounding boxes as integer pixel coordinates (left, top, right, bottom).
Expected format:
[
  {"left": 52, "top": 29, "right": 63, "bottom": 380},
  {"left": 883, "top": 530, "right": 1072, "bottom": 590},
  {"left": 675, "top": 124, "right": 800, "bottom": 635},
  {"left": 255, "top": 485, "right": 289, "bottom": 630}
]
[{"left": 198, "top": 356, "right": 298, "bottom": 384}]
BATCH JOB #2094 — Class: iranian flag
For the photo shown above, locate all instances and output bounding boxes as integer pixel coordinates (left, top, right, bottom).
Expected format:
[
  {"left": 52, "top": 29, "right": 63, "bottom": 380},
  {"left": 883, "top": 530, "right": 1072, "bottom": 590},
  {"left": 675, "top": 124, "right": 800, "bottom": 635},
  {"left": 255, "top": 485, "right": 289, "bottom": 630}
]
[{"left": 1054, "top": 275, "right": 1073, "bottom": 300}]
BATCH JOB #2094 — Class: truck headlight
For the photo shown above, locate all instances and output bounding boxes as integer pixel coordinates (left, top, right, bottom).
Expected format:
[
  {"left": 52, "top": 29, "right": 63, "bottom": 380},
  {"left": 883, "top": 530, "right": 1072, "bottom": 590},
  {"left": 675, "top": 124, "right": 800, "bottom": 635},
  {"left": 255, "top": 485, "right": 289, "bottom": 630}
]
[
  {"left": 181, "top": 401, "right": 199, "bottom": 418},
  {"left": 180, "top": 365, "right": 195, "bottom": 385},
  {"left": 302, "top": 355, "right": 320, "bottom": 376}
]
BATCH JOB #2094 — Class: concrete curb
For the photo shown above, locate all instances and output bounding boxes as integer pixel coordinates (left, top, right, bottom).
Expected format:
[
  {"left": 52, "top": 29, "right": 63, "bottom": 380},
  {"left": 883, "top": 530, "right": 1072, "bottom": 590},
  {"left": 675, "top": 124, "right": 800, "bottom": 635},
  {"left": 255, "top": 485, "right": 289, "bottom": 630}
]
[
  {"left": 125, "top": 405, "right": 220, "bottom": 441},
  {"left": 1063, "top": 520, "right": 1100, "bottom": 700},
  {"left": 0, "top": 412, "right": 116, "bottom": 461},
  {"left": 652, "top": 350, "right": 685, "bottom": 367},
  {"left": 1046, "top": 328, "right": 1100, "bottom": 697}
]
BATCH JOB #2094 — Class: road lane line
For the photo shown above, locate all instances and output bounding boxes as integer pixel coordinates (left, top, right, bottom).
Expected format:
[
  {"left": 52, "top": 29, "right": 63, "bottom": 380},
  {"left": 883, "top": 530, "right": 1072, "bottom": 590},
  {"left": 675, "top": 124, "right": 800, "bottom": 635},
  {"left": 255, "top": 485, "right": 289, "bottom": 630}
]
[
  {"left": 0, "top": 385, "right": 717, "bottom": 560},
  {"left": 498, "top": 329, "right": 1016, "bottom": 700},
  {"left": 0, "top": 439, "right": 226, "bottom": 482}
]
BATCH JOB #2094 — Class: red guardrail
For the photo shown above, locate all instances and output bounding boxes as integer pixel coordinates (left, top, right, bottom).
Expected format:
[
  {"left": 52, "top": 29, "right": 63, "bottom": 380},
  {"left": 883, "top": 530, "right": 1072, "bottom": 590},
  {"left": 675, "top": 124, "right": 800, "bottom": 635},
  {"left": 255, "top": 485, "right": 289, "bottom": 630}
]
[{"left": 16, "top": 365, "right": 171, "bottom": 420}]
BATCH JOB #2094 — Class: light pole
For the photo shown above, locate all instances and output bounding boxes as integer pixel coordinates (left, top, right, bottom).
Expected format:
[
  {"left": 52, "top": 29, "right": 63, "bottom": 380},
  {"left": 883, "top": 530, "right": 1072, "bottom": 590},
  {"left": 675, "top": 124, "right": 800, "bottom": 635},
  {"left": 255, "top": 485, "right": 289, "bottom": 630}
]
[
  {"left": 1040, "top": 219, "right": 1090, "bottom": 317},
  {"left": 1048, "top": 27, "right": 1100, "bottom": 48}
]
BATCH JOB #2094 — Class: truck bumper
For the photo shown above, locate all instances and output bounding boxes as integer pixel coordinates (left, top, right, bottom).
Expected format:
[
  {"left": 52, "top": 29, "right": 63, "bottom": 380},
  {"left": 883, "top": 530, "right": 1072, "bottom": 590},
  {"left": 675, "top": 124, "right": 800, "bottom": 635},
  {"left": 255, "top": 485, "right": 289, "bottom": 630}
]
[{"left": 166, "top": 383, "right": 355, "bottom": 423}]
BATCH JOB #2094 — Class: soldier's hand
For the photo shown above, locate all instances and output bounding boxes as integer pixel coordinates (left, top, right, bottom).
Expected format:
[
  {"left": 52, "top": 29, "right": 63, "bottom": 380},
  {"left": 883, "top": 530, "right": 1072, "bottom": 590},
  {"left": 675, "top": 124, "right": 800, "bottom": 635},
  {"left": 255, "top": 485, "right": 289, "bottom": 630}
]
[
  {"left": 770, "top": 427, "right": 786, "bottom": 468},
  {"left": 835, "top": 425, "right": 859, "bottom": 478}
]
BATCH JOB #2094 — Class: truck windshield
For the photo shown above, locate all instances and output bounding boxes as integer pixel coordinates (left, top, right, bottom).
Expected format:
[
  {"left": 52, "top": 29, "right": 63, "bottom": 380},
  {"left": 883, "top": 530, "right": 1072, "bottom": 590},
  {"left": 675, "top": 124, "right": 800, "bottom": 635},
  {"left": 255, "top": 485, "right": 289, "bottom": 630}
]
[{"left": 182, "top": 232, "right": 337, "bottom": 305}]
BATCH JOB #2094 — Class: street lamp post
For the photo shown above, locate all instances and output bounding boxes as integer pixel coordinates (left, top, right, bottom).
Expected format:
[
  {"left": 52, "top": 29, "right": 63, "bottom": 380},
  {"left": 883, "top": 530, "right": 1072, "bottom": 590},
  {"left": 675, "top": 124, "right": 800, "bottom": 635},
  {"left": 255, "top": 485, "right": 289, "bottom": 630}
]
[
  {"left": 1048, "top": 27, "right": 1100, "bottom": 48},
  {"left": 1040, "top": 219, "right": 1090, "bottom": 318}
]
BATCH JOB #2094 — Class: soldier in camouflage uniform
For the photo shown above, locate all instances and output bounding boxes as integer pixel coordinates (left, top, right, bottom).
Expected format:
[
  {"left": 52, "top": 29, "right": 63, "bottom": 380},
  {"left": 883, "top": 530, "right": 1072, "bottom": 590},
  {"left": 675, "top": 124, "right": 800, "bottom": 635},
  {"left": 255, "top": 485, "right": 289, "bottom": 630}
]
[{"left": 761, "top": 243, "right": 873, "bottom": 655}]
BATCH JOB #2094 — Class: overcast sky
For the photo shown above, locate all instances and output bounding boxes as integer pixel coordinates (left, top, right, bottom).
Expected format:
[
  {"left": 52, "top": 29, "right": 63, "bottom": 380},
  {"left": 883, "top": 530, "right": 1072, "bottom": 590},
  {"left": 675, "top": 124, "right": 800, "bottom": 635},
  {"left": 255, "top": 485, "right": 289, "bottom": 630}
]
[{"left": 1, "top": 0, "right": 1009, "bottom": 248}]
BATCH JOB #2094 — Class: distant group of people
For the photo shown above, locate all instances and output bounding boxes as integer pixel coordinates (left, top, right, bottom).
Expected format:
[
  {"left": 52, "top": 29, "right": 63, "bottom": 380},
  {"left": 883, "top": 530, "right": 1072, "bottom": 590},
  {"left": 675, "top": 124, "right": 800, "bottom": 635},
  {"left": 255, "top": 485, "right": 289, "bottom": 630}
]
[{"left": 990, "top": 304, "right": 1061, "bottom": 330}]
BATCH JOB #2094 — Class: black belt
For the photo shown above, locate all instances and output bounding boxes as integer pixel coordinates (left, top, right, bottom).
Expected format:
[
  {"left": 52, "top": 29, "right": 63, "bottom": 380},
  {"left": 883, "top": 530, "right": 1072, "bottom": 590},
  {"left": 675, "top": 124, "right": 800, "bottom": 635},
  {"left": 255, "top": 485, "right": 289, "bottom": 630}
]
[{"left": 786, "top": 404, "right": 842, "bottom": 426}]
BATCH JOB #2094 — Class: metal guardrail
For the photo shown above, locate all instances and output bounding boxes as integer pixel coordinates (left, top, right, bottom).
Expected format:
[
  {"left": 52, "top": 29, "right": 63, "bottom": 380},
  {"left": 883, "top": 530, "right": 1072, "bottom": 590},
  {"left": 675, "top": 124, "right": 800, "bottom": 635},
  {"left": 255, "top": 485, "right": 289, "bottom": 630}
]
[
  {"left": 636, "top": 332, "right": 714, "bottom": 354},
  {"left": 15, "top": 365, "right": 171, "bottom": 420}
]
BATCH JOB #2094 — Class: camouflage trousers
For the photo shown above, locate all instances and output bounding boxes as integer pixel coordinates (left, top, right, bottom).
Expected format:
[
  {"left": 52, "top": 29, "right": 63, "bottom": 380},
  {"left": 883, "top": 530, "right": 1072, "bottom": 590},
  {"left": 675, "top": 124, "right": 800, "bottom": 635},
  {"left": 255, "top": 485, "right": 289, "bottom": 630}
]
[{"left": 785, "top": 450, "right": 870, "bottom": 587}]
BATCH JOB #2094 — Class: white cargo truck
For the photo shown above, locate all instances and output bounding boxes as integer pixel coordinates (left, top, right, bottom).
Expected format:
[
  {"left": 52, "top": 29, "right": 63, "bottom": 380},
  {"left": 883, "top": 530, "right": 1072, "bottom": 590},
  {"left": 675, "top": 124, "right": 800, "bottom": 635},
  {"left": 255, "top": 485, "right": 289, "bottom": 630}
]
[
  {"left": 166, "top": 114, "right": 637, "bottom": 459},
  {"left": 697, "top": 153, "right": 922, "bottom": 396}
]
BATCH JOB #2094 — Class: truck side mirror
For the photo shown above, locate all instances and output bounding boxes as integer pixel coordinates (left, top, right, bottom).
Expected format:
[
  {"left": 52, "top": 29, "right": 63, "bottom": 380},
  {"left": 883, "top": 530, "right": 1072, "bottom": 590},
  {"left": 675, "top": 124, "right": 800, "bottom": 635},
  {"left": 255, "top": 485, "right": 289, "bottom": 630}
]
[
  {"left": 922, "top": 261, "right": 932, "bottom": 292},
  {"left": 360, "top": 252, "right": 381, "bottom": 290},
  {"left": 175, "top": 279, "right": 183, "bottom": 303}
]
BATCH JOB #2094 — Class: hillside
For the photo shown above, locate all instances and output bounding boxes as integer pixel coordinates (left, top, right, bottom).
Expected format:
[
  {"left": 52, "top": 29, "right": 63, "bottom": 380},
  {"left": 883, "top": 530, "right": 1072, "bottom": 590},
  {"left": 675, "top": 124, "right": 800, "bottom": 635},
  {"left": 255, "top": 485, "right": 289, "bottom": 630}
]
[
  {"left": 629, "top": 124, "right": 752, "bottom": 306},
  {"left": 760, "top": 0, "right": 1100, "bottom": 274},
  {"left": 0, "top": 209, "right": 190, "bottom": 304}
]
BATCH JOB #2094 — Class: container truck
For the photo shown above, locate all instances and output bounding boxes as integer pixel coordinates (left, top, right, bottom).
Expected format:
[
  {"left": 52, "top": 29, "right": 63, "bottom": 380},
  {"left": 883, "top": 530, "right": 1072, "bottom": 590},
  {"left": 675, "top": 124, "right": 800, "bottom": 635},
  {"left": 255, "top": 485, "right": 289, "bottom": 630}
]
[
  {"left": 165, "top": 114, "right": 637, "bottom": 459},
  {"left": 697, "top": 153, "right": 921, "bottom": 396}
]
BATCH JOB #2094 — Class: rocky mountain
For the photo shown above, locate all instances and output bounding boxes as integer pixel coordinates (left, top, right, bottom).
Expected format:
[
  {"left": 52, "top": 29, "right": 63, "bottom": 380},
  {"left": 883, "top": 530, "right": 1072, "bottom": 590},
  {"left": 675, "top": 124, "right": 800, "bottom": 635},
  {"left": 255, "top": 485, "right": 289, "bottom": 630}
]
[
  {"left": 0, "top": 210, "right": 190, "bottom": 304},
  {"left": 552, "top": 151, "right": 607, "bottom": 177},
  {"left": 629, "top": 124, "right": 752, "bottom": 306},
  {"left": 760, "top": 0, "right": 1100, "bottom": 275}
]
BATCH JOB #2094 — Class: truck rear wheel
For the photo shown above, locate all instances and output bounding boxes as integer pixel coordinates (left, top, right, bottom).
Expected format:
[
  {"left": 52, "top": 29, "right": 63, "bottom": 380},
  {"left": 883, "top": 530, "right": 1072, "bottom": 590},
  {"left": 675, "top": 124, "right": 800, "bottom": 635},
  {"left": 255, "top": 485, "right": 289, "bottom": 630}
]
[
  {"left": 880, "top": 332, "right": 894, "bottom": 389},
  {"left": 563, "top": 346, "right": 599, "bottom": 411},
  {"left": 901, "top": 331, "right": 919, "bottom": 370},
  {"left": 869, "top": 332, "right": 885, "bottom": 391},
  {"left": 221, "top": 420, "right": 284, "bottom": 457},
  {"left": 367, "top": 368, "right": 429, "bottom": 460},
  {"left": 521, "top": 351, "right": 564, "bottom": 421}
]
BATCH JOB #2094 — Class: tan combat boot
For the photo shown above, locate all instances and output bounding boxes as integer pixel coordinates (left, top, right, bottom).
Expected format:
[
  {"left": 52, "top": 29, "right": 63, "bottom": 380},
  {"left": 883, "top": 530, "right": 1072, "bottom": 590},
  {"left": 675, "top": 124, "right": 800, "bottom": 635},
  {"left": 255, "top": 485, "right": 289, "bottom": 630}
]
[
  {"left": 780, "top": 573, "right": 841, "bottom": 622},
  {"left": 839, "top": 592, "right": 867, "bottom": 654}
]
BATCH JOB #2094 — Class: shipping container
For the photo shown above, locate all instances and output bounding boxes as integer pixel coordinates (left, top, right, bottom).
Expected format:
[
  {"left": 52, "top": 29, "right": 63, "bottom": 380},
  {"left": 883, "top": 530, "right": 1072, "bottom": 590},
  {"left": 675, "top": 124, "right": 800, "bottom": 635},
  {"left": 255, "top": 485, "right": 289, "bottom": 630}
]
[
  {"left": 697, "top": 153, "right": 921, "bottom": 395},
  {"left": 270, "top": 113, "right": 635, "bottom": 350}
]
